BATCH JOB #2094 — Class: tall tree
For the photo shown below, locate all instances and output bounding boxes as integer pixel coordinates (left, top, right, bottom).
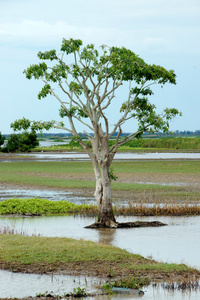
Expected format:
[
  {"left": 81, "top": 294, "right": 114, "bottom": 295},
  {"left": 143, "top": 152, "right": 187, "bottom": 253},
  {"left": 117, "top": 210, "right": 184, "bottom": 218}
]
[{"left": 24, "top": 38, "right": 181, "bottom": 227}]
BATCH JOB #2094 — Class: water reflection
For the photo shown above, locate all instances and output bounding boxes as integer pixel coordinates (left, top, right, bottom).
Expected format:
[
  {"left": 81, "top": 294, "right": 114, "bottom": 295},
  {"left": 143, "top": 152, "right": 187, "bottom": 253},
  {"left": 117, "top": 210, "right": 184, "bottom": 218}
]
[{"left": 96, "top": 228, "right": 116, "bottom": 244}]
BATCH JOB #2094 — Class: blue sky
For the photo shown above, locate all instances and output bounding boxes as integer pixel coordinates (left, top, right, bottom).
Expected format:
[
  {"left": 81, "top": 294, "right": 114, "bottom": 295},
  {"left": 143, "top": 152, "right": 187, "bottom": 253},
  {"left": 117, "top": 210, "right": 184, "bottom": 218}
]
[{"left": 0, "top": 0, "right": 200, "bottom": 134}]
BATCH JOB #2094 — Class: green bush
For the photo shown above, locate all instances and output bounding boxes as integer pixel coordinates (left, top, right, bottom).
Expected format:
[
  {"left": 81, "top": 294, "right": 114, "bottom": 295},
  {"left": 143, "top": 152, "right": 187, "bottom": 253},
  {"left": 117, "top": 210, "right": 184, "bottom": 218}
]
[
  {"left": 5, "top": 131, "right": 39, "bottom": 152},
  {"left": 0, "top": 131, "right": 5, "bottom": 148}
]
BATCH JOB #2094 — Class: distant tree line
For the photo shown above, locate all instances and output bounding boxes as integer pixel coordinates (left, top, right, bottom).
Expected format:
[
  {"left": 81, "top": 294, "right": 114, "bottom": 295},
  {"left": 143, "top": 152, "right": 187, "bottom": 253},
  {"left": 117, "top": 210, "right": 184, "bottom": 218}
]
[
  {"left": 3, "top": 130, "right": 200, "bottom": 140},
  {"left": 1, "top": 128, "right": 200, "bottom": 153}
]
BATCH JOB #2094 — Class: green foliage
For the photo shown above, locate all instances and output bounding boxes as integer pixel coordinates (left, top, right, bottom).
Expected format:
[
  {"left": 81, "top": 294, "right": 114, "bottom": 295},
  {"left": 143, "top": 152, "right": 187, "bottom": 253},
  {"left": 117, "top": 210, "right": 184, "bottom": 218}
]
[
  {"left": 23, "top": 38, "right": 180, "bottom": 141},
  {"left": 5, "top": 131, "right": 39, "bottom": 152},
  {"left": 69, "top": 135, "right": 82, "bottom": 149},
  {"left": 59, "top": 106, "right": 88, "bottom": 119},
  {"left": 38, "top": 84, "right": 51, "bottom": 99},
  {"left": 109, "top": 167, "right": 118, "bottom": 182},
  {"left": 122, "top": 137, "right": 200, "bottom": 150},
  {"left": 7, "top": 118, "right": 56, "bottom": 153},
  {"left": 0, "top": 198, "right": 97, "bottom": 216},
  {"left": 70, "top": 287, "right": 87, "bottom": 297},
  {"left": 60, "top": 38, "right": 83, "bottom": 54},
  {"left": 10, "top": 118, "right": 55, "bottom": 133},
  {"left": 10, "top": 117, "right": 31, "bottom": 132},
  {"left": 103, "top": 276, "right": 150, "bottom": 292},
  {"left": 112, "top": 276, "right": 150, "bottom": 289},
  {"left": 0, "top": 131, "right": 5, "bottom": 147}
]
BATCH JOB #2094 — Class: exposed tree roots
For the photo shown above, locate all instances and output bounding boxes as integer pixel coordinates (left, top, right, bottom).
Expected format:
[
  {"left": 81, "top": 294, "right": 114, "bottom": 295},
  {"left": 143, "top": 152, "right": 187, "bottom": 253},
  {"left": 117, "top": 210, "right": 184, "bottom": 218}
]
[{"left": 85, "top": 220, "right": 167, "bottom": 228}]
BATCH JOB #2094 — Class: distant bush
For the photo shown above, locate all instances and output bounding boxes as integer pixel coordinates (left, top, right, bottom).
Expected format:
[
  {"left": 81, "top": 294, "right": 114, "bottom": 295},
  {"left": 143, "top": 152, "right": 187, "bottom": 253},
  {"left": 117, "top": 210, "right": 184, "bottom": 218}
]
[
  {"left": 123, "top": 137, "right": 200, "bottom": 150},
  {"left": 0, "top": 131, "right": 5, "bottom": 148},
  {"left": 5, "top": 131, "right": 39, "bottom": 152}
]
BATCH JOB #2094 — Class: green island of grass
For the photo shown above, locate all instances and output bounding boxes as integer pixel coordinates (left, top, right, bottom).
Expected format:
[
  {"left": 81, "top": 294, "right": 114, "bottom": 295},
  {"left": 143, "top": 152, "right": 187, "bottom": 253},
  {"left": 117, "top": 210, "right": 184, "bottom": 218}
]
[{"left": 0, "top": 234, "right": 199, "bottom": 290}]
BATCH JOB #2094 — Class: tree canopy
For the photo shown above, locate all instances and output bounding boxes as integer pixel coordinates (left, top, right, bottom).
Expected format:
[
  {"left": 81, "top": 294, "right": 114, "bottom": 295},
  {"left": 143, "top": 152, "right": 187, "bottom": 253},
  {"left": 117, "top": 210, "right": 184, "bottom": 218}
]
[{"left": 23, "top": 38, "right": 181, "bottom": 227}]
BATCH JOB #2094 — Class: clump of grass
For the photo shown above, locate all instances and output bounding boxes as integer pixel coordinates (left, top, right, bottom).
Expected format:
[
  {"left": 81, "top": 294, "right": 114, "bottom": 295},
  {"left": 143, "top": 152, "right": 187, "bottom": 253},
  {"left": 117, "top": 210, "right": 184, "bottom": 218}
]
[
  {"left": 0, "top": 198, "right": 98, "bottom": 216},
  {"left": 0, "top": 225, "right": 16, "bottom": 235},
  {"left": 112, "top": 276, "right": 150, "bottom": 289},
  {"left": 115, "top": 202, "right": 200, "bottom": 216}
]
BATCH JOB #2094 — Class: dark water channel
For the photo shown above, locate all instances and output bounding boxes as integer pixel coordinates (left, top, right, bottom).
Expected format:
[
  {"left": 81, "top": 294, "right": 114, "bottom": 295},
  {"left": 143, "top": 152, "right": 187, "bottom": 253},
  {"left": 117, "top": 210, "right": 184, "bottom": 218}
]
[{"left": 0, "top": 215, "right": 200, "bottom": 299}]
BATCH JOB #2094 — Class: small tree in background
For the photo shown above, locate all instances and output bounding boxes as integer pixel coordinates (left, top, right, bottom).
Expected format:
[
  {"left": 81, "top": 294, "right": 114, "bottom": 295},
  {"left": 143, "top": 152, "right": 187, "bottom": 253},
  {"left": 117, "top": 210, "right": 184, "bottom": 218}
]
[
  {"left": 5, "top": 118, "right": 39, "bottom": 152},
  {"left": 0, "top": 132, "right": 5, "bottom": 149},
  {"left": 23, "top": 38, "right": 181, "bottom": 227}
]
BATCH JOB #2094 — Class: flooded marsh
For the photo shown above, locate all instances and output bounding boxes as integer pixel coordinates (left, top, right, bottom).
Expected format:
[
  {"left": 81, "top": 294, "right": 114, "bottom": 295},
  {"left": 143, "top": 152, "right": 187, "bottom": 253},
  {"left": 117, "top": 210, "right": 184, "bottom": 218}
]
[{"left": 0, "top": 153, "right": 200, "bottom": 299}]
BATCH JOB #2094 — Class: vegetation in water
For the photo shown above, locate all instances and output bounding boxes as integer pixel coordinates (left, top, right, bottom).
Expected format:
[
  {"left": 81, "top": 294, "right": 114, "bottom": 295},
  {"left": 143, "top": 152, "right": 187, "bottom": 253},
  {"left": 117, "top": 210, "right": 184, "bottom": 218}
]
[
  {"left": 70, "top": 287, "right": 87, "bottom": 297},
  {"left": 0, "top": 198, "right": 200, "bottom": 217},
  {"left": 103, "top": 276, "right": 150, "bottom": 292}
]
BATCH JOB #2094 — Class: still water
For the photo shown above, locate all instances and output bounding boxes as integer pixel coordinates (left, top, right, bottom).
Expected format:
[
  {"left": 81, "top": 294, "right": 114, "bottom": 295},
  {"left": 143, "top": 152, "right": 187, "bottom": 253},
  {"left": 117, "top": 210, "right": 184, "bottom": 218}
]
[
  {"left": 15, "top": 152, "right": 200, "bottom": 161},
  {"left": 0, "top": 268, "right": 198, "bottom": 300},
  {"left": 0, "top": 215, "right": 200, "bottom": 299}
]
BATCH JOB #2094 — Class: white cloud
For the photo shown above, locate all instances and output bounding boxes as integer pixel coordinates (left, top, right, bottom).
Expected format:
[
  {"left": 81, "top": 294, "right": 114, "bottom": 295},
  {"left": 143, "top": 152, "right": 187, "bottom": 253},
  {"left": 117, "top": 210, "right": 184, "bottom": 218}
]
[
  {"left": 0, "top": 19, "right": 199, "bottom": 56},
  {"left": 0, "top": 0, "right": 200, "bottom": 133}
]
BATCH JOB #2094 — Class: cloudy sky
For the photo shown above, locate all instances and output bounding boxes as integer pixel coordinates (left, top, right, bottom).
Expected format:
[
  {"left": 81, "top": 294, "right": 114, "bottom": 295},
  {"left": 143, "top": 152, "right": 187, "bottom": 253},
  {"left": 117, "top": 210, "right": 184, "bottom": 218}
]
[{"left": 0, "top": 0, "right": 200, "bottom": 134}]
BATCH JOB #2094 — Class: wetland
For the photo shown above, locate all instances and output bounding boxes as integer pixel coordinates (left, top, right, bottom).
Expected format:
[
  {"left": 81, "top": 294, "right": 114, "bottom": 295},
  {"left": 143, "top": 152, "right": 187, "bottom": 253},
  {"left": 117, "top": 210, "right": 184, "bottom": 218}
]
[{"left": 0, "top": 153, "right": 200, "bottom": 299}]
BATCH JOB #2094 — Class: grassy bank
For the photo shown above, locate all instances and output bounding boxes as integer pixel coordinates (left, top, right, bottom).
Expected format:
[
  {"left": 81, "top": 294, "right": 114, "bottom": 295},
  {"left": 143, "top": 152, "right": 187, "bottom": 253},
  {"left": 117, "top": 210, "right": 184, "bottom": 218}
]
[
  {"left": 0, "top": 234, "right": 199, "bottom": 285},
  {"left": 0, "top": 198, "right": 200, "bottom": 216}
]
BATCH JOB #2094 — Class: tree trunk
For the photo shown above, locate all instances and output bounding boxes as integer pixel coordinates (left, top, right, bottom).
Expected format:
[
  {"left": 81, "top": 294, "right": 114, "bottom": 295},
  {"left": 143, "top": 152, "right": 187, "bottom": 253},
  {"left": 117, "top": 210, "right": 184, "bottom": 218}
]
[{"left": 93, "top": 163, "right": 117, "bottom": 228}]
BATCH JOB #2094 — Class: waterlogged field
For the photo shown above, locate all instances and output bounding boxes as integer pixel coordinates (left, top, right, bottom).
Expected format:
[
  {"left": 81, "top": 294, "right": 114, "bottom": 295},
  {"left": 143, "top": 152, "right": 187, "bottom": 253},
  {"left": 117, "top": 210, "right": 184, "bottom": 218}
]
[
  {"left": 1, "top": 157, "right": 200, "bottom": 299},
  {"left": 0, "top": 160, "right": 200, "bottom": 204}
]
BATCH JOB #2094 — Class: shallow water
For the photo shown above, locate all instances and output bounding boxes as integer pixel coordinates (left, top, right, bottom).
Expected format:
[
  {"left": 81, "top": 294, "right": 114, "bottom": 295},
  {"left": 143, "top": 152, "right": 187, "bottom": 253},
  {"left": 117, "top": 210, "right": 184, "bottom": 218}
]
[
  {"left": 0, "top": 188, "right": 95, "bottom": 204},
  {"left": 14, "top": 151, "right": 200, "bottom": 161},
  {"left": 0, "top": 269, "right": 104, "bottom": 298},
  {"left": 0, "top": 269, "right": 200, "bottom": 299}
]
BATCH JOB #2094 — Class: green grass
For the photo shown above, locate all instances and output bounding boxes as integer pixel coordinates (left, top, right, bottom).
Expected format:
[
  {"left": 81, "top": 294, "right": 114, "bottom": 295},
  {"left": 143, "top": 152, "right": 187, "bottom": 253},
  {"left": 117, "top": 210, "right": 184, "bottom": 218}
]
[
  {"left": 0, "top": 161, "right": 93, "bottom": 174},
  {"left": 0, "top": 173, "right": 96, "bottom": 189},
  {"left": 0, "top": 161, "right": 200, "bottom": 191},
  {"left": 0, "top": 198, "right": 97, "bottom": 215},
  {"left": 1, "top": 160, "right": 200, "bottom": 174},
  {"left": 0, "top": 234, "right": 198, "bottom": 284},
  {"left": 123, "top": 137, "right": 200, "bottom": 150}
]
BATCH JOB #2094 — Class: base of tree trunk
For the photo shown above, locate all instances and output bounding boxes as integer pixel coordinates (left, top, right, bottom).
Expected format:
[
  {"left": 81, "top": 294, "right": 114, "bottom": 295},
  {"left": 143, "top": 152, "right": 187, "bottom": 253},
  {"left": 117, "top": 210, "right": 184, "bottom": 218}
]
[{"left": 85, "top": 220, "right": 167, "bottom": 229}]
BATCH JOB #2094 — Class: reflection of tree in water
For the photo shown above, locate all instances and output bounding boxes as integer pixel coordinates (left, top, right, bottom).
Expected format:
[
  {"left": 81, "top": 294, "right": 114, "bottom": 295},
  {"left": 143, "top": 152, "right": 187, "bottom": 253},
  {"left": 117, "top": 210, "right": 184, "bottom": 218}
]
[{"left": 96, "top": 228, "right": 116, "bottom": 244}]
